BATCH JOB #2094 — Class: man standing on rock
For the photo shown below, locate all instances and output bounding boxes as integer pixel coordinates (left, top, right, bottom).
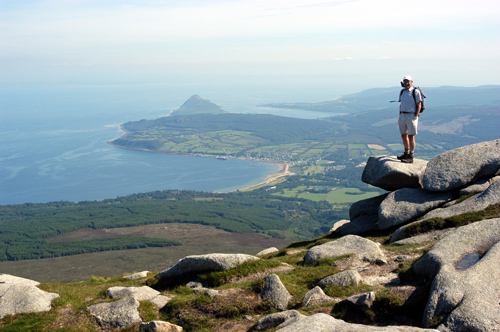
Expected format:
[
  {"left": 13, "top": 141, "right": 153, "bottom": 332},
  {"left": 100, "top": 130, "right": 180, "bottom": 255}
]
[{"left": 397, "top": 75, "right": 423, "bottom": 163}]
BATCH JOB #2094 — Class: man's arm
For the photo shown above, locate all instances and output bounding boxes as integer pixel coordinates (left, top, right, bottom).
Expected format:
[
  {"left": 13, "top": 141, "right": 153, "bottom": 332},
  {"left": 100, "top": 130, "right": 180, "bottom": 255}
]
[{"left": 415, "top": 102, "right": 422, "bottom": 117}]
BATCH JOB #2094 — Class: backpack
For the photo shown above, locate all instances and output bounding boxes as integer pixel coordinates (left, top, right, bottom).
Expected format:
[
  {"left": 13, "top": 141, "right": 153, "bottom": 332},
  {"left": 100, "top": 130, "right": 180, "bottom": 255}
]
[{"left": 399, "top": 87, "right": 427, "bottom": 112}]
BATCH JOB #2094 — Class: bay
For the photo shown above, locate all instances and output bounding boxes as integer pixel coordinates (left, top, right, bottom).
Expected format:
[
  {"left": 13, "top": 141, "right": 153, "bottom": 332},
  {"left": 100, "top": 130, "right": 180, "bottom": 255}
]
[{"left": 0, "top": 83, "right": 336, "bottom": 205}]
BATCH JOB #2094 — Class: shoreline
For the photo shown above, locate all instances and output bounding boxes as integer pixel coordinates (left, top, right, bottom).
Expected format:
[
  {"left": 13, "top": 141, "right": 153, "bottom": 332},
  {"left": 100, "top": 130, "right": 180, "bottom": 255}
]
[{"left": 108, "top": 130, "right": 294, "bottom": 192}]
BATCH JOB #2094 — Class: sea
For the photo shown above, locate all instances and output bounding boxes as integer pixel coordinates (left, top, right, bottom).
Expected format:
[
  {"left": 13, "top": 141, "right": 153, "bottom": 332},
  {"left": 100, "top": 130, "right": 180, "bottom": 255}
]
[{"left": 0, "top": 81, "right": 340, "bottom": 205}]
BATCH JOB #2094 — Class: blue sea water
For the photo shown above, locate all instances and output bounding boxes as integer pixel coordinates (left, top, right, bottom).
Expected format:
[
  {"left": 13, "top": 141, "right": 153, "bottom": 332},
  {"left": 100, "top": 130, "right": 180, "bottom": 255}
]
[{"left": 0, "top": 83, "right": 336, "bottom": 205}]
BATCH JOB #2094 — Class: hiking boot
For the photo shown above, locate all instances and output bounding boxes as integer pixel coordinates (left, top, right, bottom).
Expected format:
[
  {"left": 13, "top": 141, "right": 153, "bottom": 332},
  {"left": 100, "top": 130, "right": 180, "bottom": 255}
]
[
  {"left": 397, "top": 152, "right": 409, "bottom": 160},
  {"left": 401, "top": 154, "right": 414, "bottom": 163}
]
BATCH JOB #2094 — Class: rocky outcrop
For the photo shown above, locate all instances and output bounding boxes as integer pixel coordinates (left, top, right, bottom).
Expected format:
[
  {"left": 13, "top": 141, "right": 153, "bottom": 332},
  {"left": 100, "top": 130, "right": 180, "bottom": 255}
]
[
  {"left": 378, "top": 188, "right": 453, "bottom": 230},
  {"left": 0, "top": 274, "right": 59, "bottom": 319},
  {"left": 413, "top": 218, "right": 500, "bottom": 331},
  {"left": 304, "top": 235, "right": 386, "bottom": 264},
  {"left": 156, "top": 253, "right": 259, "bottom": 279},
  {"left": 422, "top": 139, "right": 500, "bottom": 191},
  {"left": 277, "top": 313, "right": 440, "bottom": 331},
  {"left": 362, "top": 156, "right": 428, "bottom": 191},
  {"left": 87, "top": 296, "right": 142, "bottom": 330},
  {"left": 260, "top": 274, "right": 292, "bottom": 311}
]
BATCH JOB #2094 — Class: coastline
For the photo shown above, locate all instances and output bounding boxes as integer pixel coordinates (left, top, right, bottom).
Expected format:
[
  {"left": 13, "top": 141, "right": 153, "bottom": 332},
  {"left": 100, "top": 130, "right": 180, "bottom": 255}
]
[{"left": 108, "top": 127, "right": 294, "bottom": 192}]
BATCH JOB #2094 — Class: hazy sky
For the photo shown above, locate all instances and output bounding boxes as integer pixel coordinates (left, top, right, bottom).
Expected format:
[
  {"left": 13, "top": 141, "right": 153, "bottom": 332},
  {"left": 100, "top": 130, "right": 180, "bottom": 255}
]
[{"left": 1, "top": 0, "right": 499, "bottom": 95}]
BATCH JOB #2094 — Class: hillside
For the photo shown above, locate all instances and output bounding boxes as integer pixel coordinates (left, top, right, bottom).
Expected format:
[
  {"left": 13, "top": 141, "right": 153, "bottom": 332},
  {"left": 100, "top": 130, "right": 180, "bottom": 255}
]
[{"left": 2, "top": 139, "right": 499, "bottom": 331}]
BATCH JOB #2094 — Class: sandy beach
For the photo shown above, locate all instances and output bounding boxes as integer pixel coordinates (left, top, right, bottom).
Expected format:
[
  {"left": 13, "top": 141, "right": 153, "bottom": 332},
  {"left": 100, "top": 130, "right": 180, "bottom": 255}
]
[{"left": 237, "top": 163, "right": 294, "bottom": 191}]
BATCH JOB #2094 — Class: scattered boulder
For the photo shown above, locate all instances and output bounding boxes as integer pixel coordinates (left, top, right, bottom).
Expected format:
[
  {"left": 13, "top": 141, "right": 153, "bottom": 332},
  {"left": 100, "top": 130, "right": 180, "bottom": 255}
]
[
  {"left": 149, "top": 295, "right": 172, "bottom": 308},
  {"left": 260, "top": 274, "right": 292, "bottom": 311},
  {"left": 87, "top": 296, "right": 142, "bottom": 330},
  {"left": 204, "top": 289, "right": 219, "bottom": 299},
  {"left": 378, "top": 188, "right": 453, "bottom": 230},
  {"left": 277, "top": 313, "right": 440, "bottom": 331},
  {"left": 317, "top": 270, "right": 361, "bottom": 288},
  {"left": 423, "top": 138, "right": 500, "bottom": 191},
  {"left": 304, "top": 235, "right": 386, "bottom": 265},
  {"left": 108, "top": 286, "right": 160, "bottom": 301},
  {"left": 256, "top": 247, "right": 279, "bottom": 256},
  {"left": 361, "top": 156, "right": 428, "bottom": 191},
  {"left": 156, "top": 253, "right": 259, "bottom": 279},
  {"left": 302, "top": 286, "right": 334, "bottom": 307},
  {"left": 254, "top": 310, "right": 305, "bottom": 330},
  {"left": 413, "top": 218, "right": 500, "bottom": 330},
  {"left": 341, "top": 291, "right": 376, "bottom": 309},
  {"left": 0, "top": 274, "right": 60, "bottom": 319},
  {"left": 123, "top": 271, "right": 149, "bottom": 280},
  {"left": 140, "top": 320, "right": 183, "bottom": 332}
]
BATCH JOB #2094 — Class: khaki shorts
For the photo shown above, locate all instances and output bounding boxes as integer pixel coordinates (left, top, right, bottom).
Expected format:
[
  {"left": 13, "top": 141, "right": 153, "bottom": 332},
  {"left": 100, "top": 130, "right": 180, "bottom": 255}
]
[{"left": 398, "top": 112, "right": 418, "bottom": 135}]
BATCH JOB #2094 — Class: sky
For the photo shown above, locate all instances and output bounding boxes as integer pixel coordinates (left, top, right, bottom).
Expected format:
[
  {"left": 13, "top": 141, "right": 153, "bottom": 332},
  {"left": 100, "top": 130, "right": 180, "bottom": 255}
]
[{"left": 1, "top": 0, "right": 499, "bottom": 97}]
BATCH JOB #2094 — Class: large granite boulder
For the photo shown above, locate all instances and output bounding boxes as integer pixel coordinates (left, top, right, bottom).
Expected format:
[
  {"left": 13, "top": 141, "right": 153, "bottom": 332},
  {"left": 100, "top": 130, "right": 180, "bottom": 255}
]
[
  {"left": 254, "top": 310, "right": 305, "bottom": 330},
  {"left": 108, "top": 286, "right": 160, "bottom": 301},
  {"left": 156, "top": 253, "right": 259, "bottom": 279},
  {"left": 302, "top": 286, "right": 334, "bottom": 307},
  {"left": 304, "top": 235, "right": 386, "bottom": 265},
  {"left": 260, "top": 274, "right": 292, "bottom": 311},
  {"left": 413, "top": 218, "right": 500, "bottom": 330},
  {"left": 361, "top": 156, "right": 428, "bottom": 191},
  {"left": 378, "top": 188, "right": 453, "bottom": 230},
  {"left": 317, "top": 270, "right": 361, "bottom": 288},
  {"left": 458, "top": 175, "right": 500, "bottom": 195},
  {"left": 87, "top": 296, "right": 142, "bottom": 330},
  {"left": 277, "top": 313, "right": 440, "bottom": 331},
  {"left": 0, "top": 274, "right": 60, "bottom": 319},
  {"left": 423, "top": 138, "right": 500, "bottom": 191}
]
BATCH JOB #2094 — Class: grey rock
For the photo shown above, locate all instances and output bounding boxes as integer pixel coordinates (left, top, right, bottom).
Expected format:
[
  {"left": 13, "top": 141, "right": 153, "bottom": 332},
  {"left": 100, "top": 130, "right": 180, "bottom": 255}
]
[
  {"left": 156, "top": 253, "right": 259, "bottom": 279},
  {"left": 349, "top": 194, "right": 388, "bottom": 220},
  {"left": 108, "top": 285, "right": 160, "bottom": 301},
  {"left": 423, "top": 138, "right": 500, "bottom": 191},
  {"left": 342, "top": 291, "right": 376, "bottom": 309},
  {"left": 254, "top": 310, "right": 305, "bottom": 330},
  {"left": 458, "top": 175, "right": 500, "bottom": 196},
  {"left": 317, "top": 270, "right": 362, "bottom": 288},
  {"left": 361, "top": 155, "right": 428, "bottom": 191},
  {"left": 260, "top": 274, "right": 292, "bottom": 311},
  {"left": 304, "top": 235, "right": 386, "bottom": 264},
  {"left": 413, "top": 218, "right": 500, "bottom": 330},
  {"left": 256, "top": 247, "right": 279, "bottom": 256},
  {"left": 339, "top": 214, "right": 378, "bottom": 235},
  {"left": 0, "top": 274, "right": 59, "bottom": 319},
  {"left": 140, "top": 320, "right": 183, "bottom": 332},
  {"left": 87, "top": 296, "right": 142, "bottom": 330},
  {"left": 378, "top": 188, "right": 453, "bottom": 230},
  {"left": 302, "top": 286, "right": 334, "bottom": 307},
  {"left": 123, "top": 271, "right": 149, "bottom": 280},
  {"left": 205, "top": 289, "right": 219, "bottom": 299},
  {"left": 149, "top": 295, "right": 172, "bottom": 308},
  {"left": 185, "top": 281, "right": 204, "bottom": 289},
  {"left": 419, "top": 178, "right": 500, "bottom": 221},
  {"left": 277, "top": 313, "right": 440, "bottom": 331},
  {"left": 330, "top": 219, "right": 350, "bottom": 232}
]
